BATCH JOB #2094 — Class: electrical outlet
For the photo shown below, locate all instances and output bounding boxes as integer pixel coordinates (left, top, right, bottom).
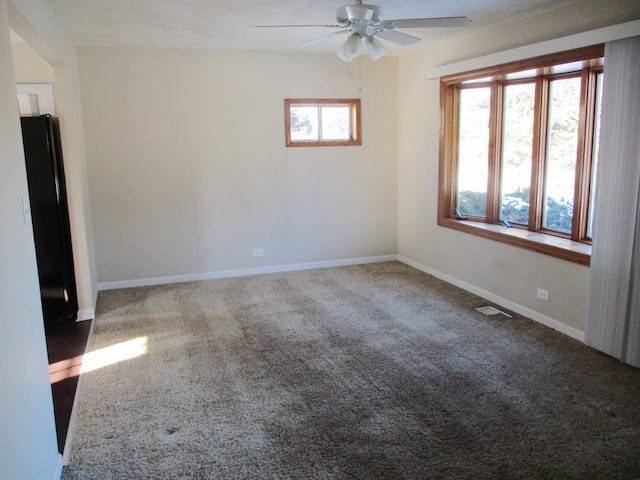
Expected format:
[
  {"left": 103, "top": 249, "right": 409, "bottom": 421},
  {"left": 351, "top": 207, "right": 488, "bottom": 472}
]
[
  {"left": 536, "top": 288, "right": 549, "bottom": 301},
  {"left": 252, "top": 249, "right": 264, "bottom": 257}
]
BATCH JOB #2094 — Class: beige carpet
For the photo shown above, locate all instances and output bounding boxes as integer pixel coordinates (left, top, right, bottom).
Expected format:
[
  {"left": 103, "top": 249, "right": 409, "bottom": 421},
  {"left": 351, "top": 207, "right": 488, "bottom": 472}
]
[{"left": 63, "top": 262, "right": 640, "bottom": 479}]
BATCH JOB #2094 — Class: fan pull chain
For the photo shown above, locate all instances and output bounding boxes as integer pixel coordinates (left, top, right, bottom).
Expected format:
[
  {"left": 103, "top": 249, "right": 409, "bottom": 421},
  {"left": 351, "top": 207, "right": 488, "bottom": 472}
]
[{"left": 345, "top": 57, "right": 362, "bottom": 93}]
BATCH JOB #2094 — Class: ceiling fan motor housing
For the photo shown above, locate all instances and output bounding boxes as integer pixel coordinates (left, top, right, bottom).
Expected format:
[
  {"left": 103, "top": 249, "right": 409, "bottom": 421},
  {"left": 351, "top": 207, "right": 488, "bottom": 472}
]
[{"left": 336, "top": 4, "right": 383, "bottom": 25}]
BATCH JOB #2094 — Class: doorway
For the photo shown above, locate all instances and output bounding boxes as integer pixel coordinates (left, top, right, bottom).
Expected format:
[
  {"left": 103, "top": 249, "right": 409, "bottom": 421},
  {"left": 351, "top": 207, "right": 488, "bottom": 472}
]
[{"left": 11, "top": 28, "right": 92, "bottom": 456}]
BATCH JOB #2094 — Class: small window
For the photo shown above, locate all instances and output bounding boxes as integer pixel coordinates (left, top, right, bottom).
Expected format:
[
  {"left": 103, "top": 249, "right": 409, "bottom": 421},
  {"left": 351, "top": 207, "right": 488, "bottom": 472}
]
[{"left": 285, "top": 99, "right": 361, "bottom": 147}]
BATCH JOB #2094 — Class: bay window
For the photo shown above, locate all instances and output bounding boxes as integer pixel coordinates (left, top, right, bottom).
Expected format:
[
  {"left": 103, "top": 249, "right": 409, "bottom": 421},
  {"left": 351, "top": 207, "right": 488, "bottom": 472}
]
[{"left": 438, "top": 45, "right": 604, "bottom": 265}]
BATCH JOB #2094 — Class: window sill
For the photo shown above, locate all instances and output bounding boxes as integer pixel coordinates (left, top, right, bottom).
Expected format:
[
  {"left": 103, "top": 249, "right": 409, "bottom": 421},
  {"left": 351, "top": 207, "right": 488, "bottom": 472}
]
[
  {"left": 286, "top": 140, "right": 361, "bottom": 148},
  {"left": 438, "top": 218, "right": 591, "bottom": 266}
]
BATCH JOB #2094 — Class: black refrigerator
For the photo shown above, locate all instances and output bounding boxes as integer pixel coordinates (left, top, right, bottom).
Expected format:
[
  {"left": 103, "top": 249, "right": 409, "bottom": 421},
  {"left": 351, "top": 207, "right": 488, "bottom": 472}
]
[{"left": 21, "top": 115, "right": 78, "bottom": 324}]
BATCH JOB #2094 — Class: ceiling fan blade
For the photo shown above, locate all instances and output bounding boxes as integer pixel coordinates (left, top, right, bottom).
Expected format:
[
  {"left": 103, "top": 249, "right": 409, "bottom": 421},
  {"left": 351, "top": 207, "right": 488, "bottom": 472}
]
[
  {"left": 382, "top": 17, "right": 471, "bottom": 29},
  {"left": 376, "top": 29, "right": 421, "bottom": 46},
  {"left": 300, "top": 30, "right": 348, "bottom": 47},
  {"left": 253, "top": 24, "right": 343, "bottom": 28}
]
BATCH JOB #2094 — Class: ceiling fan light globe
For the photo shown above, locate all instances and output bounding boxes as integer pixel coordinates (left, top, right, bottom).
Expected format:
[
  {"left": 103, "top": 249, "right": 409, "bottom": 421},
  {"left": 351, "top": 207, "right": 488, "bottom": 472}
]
[
  {"left": 337, "top": 49, "right": 351, "bottom": 62},
  {"left": 366, "top": 36, "right": 387, "bottom": 61},
  {"left": 344, "top": 33, "right": 363, "bottom": 56},
  {"left": 337, "top": 33, "right": 363, "bottom": 61}
]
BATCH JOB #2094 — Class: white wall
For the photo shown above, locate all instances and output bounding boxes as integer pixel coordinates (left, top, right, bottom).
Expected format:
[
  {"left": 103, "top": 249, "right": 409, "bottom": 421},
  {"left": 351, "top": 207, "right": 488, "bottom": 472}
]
[
  {"left": 78, "top": 48, "right": 399, "bottom": 284},
  {"left": 0, "top": 2, "right": 60, "bottom": 478},
  {"left": 12, "top": 38, "right": 54, "bottom": 82},
  {"left": 398, "top": 0, "right": 640, "bottom": 334},
  {"left": 52, "top": 59, "right": 98, "bottom": 320},
  {"left": 13, "top": 39, "right": 57, "bottom": 116}
]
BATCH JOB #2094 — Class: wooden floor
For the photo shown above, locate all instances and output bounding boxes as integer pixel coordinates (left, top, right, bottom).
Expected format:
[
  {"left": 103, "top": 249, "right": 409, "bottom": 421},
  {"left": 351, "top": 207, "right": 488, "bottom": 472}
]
[{"left": 45, "top": 319, "right": 92, "bottom": 453}]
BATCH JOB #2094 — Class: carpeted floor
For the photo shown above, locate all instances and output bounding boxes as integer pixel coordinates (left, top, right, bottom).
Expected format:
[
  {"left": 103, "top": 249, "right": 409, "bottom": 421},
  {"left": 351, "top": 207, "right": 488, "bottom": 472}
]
[{"left": 62, "top": 262, "right": 640, "bottom": 479}]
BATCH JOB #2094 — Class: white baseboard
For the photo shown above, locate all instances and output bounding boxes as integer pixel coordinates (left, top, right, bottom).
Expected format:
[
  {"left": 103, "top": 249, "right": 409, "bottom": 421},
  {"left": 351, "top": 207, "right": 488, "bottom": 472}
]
[
  {"left": 397, "top": 255, "right": 585, "bottom": 342},
  {"left": 98, "top": 254, "right": 399, "bottom": 291},
  {"left": 96, "top": 253, "right": 584, "bottom": 341},
  {"left": 52, "top": 453, "right": 63, "bottom": 480},
  {"left": 76, "top": 308, "right": 94, "bottom": 321}
]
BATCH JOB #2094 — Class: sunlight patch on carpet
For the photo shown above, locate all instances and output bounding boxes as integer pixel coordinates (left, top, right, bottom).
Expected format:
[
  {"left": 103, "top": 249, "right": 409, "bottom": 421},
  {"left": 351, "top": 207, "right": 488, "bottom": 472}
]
[{"left": 81, "top": 336, "right": 148, "bottom": 374}]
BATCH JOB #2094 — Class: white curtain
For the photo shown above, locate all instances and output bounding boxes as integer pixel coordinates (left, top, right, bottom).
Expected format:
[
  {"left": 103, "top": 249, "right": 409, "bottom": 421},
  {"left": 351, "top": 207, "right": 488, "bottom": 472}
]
[{"left": 586, "top": 36, "right": 640, "bottom": 367}]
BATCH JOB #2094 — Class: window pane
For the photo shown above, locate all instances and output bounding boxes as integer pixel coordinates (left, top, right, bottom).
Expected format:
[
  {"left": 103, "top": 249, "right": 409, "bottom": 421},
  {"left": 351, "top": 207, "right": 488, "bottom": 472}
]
[
  {"left": 587, "top": 72, "right": 604, "bottom": 239},
  {"left": 500, "top": 83, "right": 535, "bottom": 225},
  {"left": 320, "top": 106, "right": 350, "bottom": 140},
  {"left": 543, "top": 77, "right": 580, "bottom": 233},
  {"left": 457, "top": 87, "right": 491, "bottom": 217},
  {"left": 290, "top": 106, "right": 319, "bottom": 141}
]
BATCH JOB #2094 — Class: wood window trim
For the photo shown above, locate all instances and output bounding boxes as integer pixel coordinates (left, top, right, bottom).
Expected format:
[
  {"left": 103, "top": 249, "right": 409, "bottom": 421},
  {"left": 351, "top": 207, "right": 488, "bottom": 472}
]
[
  {"left": 285, "top": 98, "right": 361, "bottom": 147},
  {"left": 437, "top": 218, "right": 591, "bottom": 265},
  {"left": 438, "top": 45, "right": 604, "bottom": 266}
]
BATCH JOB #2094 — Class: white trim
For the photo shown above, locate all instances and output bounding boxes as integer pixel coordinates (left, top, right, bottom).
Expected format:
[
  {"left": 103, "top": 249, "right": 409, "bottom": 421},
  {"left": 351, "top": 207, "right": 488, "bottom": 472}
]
[
  {"left": 97, "top": 255, "right": 399, "bottom": 291},
  {"left": 427, "top": 20, "right": 640, "bottom": 79},
  {"left": 61, "top": 318, "right": 96, "bottom": 466},
  {"left": 76, "top": 308, "right": 94, "bottom": 321},
  {"left": 15, "top": 83, "right": 55, "bottom": 115},
  {"left": 397, "top": 255, "right": 585, "bottom": 342},
  {"left": 52, "top": 454, "right": 63, "bottom": 480}
]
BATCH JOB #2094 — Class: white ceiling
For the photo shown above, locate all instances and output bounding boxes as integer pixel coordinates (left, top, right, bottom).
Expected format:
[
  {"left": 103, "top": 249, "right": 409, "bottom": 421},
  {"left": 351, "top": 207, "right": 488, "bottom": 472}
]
[{"left": 49, "top": 0, "right": 581, "bottom": 56}]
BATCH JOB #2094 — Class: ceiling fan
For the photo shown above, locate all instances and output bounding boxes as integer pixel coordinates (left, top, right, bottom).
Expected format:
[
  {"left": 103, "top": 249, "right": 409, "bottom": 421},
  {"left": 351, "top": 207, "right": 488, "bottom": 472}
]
[{"left": 256, "top": 1, "right": 471, "bottom": 62}]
